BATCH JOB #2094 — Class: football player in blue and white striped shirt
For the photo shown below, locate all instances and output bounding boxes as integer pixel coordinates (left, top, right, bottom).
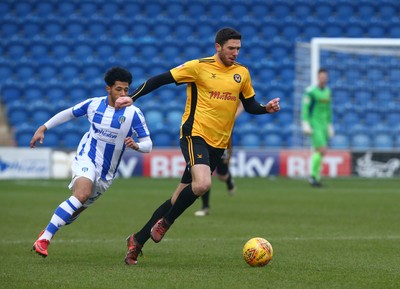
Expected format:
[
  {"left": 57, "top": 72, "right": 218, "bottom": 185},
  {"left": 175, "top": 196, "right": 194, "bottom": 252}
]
[{"left": 31, "top": 67, "right": 152, "bottom": 258}]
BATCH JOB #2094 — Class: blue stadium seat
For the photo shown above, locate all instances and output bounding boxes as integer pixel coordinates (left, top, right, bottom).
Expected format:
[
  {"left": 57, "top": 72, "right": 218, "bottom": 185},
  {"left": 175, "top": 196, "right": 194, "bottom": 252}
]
[
  {"left": 101, "top": 2, "right": 119, "bottom": 17},
  {"left": 196, "top": 23, "right": 214, "bottom": 41},
  {"left": 87, "top": 19, "right": 107, "bottom": 39},
  {"left": 162, "top": 45, "right": 181, "bottom": 61},
  {"left": 388, "top": 69, "right": 400, "bottom": 82},
  {"left": 0, "top": 2, "right": 10, "bottom": 15},
  {"left": 63, "top": 131, "right": 82, "bottom": 149},
  {"left": 281, "top": 19, "right": 301, "bottom": 41},
  {"left": 82, "top": 63, "right": 103, "bottom": 82},
  {"left": 165, "top": 110, "right": 182, "bottom": 128},
  {"left": 358, "top": 2, "right": 376, "bottom": 19},
  {"left": 144, "top": 3, "right": 163, "bottom": 17},
  {"left": 351, "top": 133, "right": 371, "bottom": 149},
  {"left": 263, "top": 133, "right": 283, "bottom": 148},
  {"left": 330, "top": 134, "right": 350, "bottom": 149},
  {"left": 315, "top": 2, "right": 334, "bottom": 19},
  {"left": 273, "top": 2, "right": 291, "bottom": 19},
  {"left": 294, "top": 2, "right": 312, "bottom": 18},
  {"left": 30, "top": 42, "right": 50, "bottom": 62},
  {"left": 335, "top": 2, "right": 355, "bottom": 20},
  {"left": 51, "top": 40, "right": 71, "bottom": 60},
  {"left": 65, "top": 19, "right": 85, "bottom": 38},
  {"left": 34, "top": 2, "right": 54, "bottom": 17},
  {"left": 346, "top": 20, "right": 366, "bottom": 37},
  {"left": 379, "top": 3, "right": 396, "bottom": 19},
  {"left": 14, "top": 2, "right": 32, "bottom": 17},
  {"left": 70, "top": 86, "right": 88, "bottom": 103},
  {"left": 60, "top": 63, "right": 81, "bottom": 81},
  {"left": 165, "top": 2, "right": 184, "bottom": 18},
  {"left": 41, "top": 131, "right": 60, "bottom": 148},
  {"left": 174, "top": 22, "right": 194, "bottom": 39},
  {"left": 303, "top": 19, "right": 324, "bottom": 40},
  {"left": 386, "top": 112, "right": 400, "bottom": 126},
  {"left": 324, "top": 20, "right": 344, "bottom": 37},
  {"left": 240, "top": 21, "right": 258, "bottom": 42},
  {"left": 73, "top": 43, "right": 94, "bottom": 61},
  {"left": 270, "top": 41, "right": 290, "bottom": 59},
  {"left": 6, "top": 42, "right": 26, "bottom": 59},
  {"left": 15, "top": 64, "right": 36, "bottom": 81},
  {"left": 109, "top": 20, "right": 130, "bottom": 38},
  {"left": 132, "top": 23, "right": 150, "bottom": 37},
  {"left": 39, "top": 64, "right": 58, "bottom": 81},
  {"left": 0, "top": 61, "right": 13, "bottom": 83},
  {"left": 43, "top": 19, "right": 63, "bottom": 38},
  {"left": 367, "top": 22, "right": 387, "bottom": 38},
  {"left": 261, "top": 20, "right": 280, "bottom": 39},
  {"left": 139, "top": 44, "right": 159, "bottom": 60},
  {"left": 240, "top": 133, "right": 261, "bottom": 148},
  {"left": 2, "top": 82, "right": 21, "bottom": 103},
  {"left": 78, "top": 2, "right": 98, "bottom": 16},
  {"left": 56, "top": 2, "right": 75, "bottom": 16},
  {"left": 277, "top": 111, "right": 293, "bottom": 125},
  {"left": 144, "top": 110, "right": 164, "bottom": 130},
  {"left": 25, "top": 83, "right": 44, "bottom": 102},
  {"left": 153, "top": 22, "right": 172, "bottom": 39},
  {"left": 1, "top": 19, "right": 19, "bottom": 38},
  {"left": 208, "top": 3, "right": 225, "bottom": 18},
  {"left": 373, "top": 134, "right": 393, "bottom": 150},
  {"left": 22, "top": 20, "right": 40, "bottom": 39},
  {"left": 151, "top": 132, "right": 172, "bottom": 147}
]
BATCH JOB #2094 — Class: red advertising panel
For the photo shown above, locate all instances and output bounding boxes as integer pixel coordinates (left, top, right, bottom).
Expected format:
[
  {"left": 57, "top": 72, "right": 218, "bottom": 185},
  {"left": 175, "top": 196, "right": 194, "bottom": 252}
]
[
  {"left": 280, "top": 150, "right": 351, "bottom": 177},
  {"left": 143, "top": 149, "right": 185, "bottom": 177}
]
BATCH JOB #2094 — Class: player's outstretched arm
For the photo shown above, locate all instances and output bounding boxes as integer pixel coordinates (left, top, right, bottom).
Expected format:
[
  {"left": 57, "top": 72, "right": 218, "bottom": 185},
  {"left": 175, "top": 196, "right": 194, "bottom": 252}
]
[
  {"left": 265, "top": 98, "right": 280, "bottom": 113},
  {"left": 241, "top": 96, "right": 280, "bottom": 114},
  {"left": 30, "top": 108, "right": 75, "bottom": 148},
  {"left": 30, "top": 125, "right": 47, "bottom": 148},
  {"left": 115, "top": 72, "right": 175, "bottom": 109}
]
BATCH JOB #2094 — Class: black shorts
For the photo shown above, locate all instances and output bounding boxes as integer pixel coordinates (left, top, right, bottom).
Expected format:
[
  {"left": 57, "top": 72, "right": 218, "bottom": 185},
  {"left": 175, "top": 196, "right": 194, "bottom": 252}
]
[
  {"left": 215, "top": 157, "right": 229, "bottom": 175},
  {"left": 180, "top": 136, "right": 225, "bottom": 184}
]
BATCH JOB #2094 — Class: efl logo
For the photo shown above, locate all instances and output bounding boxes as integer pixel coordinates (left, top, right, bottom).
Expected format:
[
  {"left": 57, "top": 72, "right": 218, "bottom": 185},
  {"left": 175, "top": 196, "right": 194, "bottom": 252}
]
[{"left": 280, "top": 150, "right": 351, "bottom": 177}]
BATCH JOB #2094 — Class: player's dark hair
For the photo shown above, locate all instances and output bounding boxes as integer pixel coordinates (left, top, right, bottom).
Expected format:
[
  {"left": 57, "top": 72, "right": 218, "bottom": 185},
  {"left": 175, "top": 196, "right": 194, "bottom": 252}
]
[
  {"left": 318, "top": 68, "right": 328, "bottom": 74},
  {"left": 104, "top": 67, "right": 132, "bottom": 86},
  {"left": 215, "top": 27, "right": 241, "bottom": 46}
]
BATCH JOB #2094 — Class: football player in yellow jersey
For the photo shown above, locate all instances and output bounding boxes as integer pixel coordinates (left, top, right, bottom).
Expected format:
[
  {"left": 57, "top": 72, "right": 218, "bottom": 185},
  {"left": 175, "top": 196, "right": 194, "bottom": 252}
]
[{"left": 117, "top": 28, "right": 281, "bottom": 265}]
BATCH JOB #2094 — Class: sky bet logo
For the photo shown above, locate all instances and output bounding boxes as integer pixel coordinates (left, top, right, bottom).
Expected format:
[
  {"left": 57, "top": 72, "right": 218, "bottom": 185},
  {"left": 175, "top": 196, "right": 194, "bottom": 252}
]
[{"left": 209, "top": 91, "right": 237, "bottom": 101}]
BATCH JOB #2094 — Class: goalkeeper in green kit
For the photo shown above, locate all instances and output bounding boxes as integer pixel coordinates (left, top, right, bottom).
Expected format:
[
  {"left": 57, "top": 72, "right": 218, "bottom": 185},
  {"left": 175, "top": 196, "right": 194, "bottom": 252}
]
[{"left": 301, "top": 68, "right": 334, "bottom": 187}]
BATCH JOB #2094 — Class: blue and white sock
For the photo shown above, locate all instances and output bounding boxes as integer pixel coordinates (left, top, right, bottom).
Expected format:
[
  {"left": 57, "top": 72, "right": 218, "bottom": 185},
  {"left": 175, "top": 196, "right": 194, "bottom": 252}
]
[{"left": 39, "top": 196, "right": 82, "bottom": 241}]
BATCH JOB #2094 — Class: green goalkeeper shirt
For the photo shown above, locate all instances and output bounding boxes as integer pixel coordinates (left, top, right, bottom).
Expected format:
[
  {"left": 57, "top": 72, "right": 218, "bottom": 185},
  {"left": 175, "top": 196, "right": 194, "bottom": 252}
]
[{"left": 301, "top": 85, "right": 333, "bottom": 127}]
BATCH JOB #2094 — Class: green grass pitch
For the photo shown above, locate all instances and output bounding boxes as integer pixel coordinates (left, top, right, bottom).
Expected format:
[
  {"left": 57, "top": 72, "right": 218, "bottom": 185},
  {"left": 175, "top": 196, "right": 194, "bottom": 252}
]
[{"left": 1, "top": 177, "right": 399, "bottom": 289}]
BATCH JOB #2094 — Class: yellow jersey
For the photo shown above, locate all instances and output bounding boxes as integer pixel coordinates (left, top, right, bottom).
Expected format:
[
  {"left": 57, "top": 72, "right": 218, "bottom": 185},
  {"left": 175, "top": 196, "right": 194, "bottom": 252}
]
[{"left": 170, "top": 55, "right": 255, "bottom": 149}]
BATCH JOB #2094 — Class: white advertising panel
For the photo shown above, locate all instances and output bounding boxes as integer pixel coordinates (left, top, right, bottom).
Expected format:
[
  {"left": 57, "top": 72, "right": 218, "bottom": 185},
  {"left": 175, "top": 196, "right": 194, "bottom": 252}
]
[{"left": 0, "top": 147, "right": 51, "bottom": 179}]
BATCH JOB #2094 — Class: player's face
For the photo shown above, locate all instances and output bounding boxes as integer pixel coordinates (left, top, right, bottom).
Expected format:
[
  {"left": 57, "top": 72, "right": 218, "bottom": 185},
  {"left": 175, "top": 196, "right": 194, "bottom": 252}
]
[
  {"left": 107, "top": 81, "right": 130, "bottom": 107},
  {"left": 216, "top": 39, "right": 241, "bottom": 66},
  {"left": 318, "top": 72, "right": 328, "bottom": 87}
]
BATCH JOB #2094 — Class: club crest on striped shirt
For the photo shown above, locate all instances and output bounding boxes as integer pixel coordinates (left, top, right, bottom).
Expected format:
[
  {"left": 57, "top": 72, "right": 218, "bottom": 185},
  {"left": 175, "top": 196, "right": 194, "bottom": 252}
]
[{"left": 119, "top": 115, "right": 126, "bottom": 124}]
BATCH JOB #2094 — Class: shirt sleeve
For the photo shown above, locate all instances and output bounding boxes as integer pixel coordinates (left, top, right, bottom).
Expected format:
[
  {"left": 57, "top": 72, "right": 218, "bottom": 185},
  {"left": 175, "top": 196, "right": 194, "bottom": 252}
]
[
  {"left": 44, "top": 108, "right": 75, "bottom": 130},
  {"left": 170, "top": 59, "right": 199, "bottom": 83},
  {"left": 240, "top": 68, "right": 255, "bottom": 99},
  {"left": 301, "top": 88, "right": 313, "bottom": 122}
]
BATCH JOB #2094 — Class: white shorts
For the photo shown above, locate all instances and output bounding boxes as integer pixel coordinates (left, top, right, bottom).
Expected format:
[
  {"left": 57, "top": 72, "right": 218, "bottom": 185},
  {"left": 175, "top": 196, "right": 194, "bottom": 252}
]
[{"left": 68, "top": 157, "right": 113, "bottom": 207}]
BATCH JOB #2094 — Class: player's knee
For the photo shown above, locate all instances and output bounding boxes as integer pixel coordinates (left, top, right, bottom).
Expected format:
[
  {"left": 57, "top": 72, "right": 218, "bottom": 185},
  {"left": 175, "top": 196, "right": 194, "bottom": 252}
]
[{"left": 192, "top": 181, "right": 211, "bottom": 196}]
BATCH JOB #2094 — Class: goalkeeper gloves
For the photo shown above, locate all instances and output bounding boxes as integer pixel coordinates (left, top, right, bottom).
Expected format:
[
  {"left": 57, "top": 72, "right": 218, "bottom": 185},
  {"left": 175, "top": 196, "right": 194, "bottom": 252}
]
[
  {"left": 328, "top": 124, "right": 335, "bottom": 138},
  {"left": 302, "top": 121, "right": 313, "bottom": 135}
]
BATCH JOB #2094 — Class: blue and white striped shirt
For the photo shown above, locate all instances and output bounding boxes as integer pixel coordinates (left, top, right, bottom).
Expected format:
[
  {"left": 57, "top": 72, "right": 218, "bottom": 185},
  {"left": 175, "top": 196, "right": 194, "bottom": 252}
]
[{"left": 72, "top": 96, "right": 150, "bottom": 180}]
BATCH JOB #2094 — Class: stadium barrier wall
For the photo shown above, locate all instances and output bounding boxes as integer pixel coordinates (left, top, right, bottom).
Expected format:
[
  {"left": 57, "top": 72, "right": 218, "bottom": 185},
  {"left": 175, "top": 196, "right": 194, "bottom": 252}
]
[{"left": 0, "top": 148, "right": 399, "bottom": 179}]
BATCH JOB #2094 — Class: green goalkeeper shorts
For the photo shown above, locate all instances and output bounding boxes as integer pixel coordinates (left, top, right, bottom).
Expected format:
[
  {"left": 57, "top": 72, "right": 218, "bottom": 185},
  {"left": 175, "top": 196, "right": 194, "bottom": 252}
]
[{"left": 311, "top": 126, "right": 328, "bottom": 149}]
